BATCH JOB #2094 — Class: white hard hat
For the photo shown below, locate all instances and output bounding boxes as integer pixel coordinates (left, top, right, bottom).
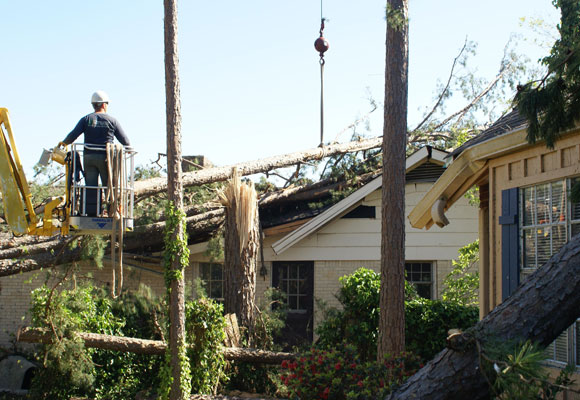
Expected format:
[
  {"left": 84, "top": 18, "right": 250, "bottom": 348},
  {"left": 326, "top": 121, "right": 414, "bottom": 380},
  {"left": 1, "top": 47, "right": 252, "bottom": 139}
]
[{"left": 91, "top": 90, "right": 110, "bottom": 104}]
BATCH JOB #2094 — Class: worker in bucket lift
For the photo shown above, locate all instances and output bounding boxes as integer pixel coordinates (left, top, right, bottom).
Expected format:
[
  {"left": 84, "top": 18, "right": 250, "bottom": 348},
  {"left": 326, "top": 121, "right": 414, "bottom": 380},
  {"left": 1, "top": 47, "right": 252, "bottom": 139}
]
[{"left": 61, "top": 90, "right": 130, "bottom": 217}]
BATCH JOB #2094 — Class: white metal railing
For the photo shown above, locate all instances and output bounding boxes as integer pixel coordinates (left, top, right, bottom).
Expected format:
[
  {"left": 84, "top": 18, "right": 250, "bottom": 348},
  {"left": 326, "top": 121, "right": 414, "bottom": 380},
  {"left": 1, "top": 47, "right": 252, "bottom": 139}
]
[{"left": 68, "top": 143, "right": 135, "bottom": 220}]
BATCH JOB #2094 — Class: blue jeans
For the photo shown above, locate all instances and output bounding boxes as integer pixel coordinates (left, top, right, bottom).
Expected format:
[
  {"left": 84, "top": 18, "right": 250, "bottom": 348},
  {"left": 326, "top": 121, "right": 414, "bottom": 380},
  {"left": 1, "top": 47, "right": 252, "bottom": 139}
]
[{"left": 83, "top": 152, "right": 108, "bottom": 216}]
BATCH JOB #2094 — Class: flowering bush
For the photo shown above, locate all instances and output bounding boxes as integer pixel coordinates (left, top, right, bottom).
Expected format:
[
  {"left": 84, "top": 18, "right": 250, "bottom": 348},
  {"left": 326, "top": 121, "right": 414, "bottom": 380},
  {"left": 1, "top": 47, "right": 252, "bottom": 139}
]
[{"left": 280, "top": 345, "right": 422, "bottom": 400}]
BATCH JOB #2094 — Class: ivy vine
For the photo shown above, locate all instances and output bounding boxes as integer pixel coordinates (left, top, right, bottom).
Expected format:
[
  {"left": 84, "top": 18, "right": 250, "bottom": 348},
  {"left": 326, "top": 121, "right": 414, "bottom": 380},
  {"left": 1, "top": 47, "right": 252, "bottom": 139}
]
[{"left": 160, "top": 201, "right": 192, "bottom": 399}]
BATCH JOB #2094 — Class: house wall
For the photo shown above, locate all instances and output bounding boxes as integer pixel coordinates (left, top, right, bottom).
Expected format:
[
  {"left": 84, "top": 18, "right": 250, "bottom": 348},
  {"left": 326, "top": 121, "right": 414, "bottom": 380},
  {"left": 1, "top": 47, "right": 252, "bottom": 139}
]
[
  {"left": 483, "top": 131, "right": 580, "bottom": 311},
  {"left": 0, "top": 260, "right": 179, "bottom": 350},
  {"left": 477, "top": 129, "right": 580, "bottom": 398},
  {"left": 265, "top": 182, "right": 478, "bottom": 262},
  {"left": 189, "top": 181, "right": 479, "bottom": 332}
]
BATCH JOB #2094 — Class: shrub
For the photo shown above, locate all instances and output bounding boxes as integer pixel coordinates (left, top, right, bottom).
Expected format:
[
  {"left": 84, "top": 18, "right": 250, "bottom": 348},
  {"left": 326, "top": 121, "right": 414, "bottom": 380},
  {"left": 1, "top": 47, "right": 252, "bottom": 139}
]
[
  {"left": 315, "top": 268, "right": 478, "bottom": 362},
  {"left": 405, "top": 297, "right": 478, "bottom": 360},
  {"left": 280, "top": 345, "right": 422, "bottom": 400},
  {"left": 442, "top": 240, "right": 479, "bottom": 306},
  {"left": 488, "top": 340, "right": 575, "bottom": 400},
  {"left": 28, "top": 281, "right": 229, "bottom": 399},
  {"left": 185, "top": 297, "right": 227, "bottom": 394}
]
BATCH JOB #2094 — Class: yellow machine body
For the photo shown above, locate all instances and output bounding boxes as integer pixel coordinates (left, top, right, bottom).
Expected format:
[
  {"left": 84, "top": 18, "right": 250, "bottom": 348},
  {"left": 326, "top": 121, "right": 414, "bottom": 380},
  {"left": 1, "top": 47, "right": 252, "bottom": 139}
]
[{"left": 0, "top": 108, "right": 39, "bottom": 235}]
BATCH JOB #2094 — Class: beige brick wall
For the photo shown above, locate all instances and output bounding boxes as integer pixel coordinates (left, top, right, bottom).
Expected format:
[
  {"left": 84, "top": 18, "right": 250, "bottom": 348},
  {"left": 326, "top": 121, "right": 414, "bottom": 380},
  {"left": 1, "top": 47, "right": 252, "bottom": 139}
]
[
  {"left": 0, "top": 260, "right": 170, "bottom": 350},
  {"left": 313, "top": 260, "right": 380, "bottom": 330}
]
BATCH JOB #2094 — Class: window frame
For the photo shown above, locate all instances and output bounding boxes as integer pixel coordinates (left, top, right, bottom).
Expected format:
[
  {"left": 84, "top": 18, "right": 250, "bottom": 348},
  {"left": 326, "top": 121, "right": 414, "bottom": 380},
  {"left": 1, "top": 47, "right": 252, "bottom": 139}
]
[
  {"left": 404, "top": 261, "right": 433, "bottom": 299},
  {"left": 519, "top": 178, "right": 580, "bottom": 367},
  {"left": 199, "top": 262, "right": 224, "bottom": 302}
]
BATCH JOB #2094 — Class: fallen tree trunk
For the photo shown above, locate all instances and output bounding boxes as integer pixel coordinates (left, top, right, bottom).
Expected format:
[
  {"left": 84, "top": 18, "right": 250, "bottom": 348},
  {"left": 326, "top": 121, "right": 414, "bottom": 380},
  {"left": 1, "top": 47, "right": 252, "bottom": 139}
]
[
  {"left": 17, "top": 327, "right": 295, "bottom": 364},
  {"left": 385, "top": 235, "right": 580, "bottom": 400},
  {"left": 0, "top": 210, "right": 225, "bottom": 277},
  {"left": 0, "top": 169, "right": 374, "bottom": 276},
  {"left": 134, "top": 137, "right": 382, "bottom": 200}
]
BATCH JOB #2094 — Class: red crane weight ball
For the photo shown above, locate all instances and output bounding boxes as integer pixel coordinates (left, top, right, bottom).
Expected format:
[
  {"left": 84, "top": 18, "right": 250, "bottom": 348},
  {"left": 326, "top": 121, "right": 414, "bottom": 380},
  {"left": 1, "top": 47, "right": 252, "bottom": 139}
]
[{"left": 314, "top": 36, "right": 329, "bottom": 56}]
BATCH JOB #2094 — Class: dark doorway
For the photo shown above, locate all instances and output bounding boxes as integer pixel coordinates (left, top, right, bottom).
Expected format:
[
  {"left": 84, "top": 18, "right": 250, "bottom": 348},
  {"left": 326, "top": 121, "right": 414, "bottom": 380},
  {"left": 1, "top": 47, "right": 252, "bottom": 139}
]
[{"left": 272, "top": 261, "right": 314, "bottom": 347}]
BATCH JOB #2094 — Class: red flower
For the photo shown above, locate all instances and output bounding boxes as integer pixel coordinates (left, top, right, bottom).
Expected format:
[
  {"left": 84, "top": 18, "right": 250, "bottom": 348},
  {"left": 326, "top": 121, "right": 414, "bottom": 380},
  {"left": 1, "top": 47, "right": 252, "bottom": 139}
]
[
  {"left": 318, "top": 355, "right": 323, "bottom": 365},
  {"left": 281, "top": 360, "right": 289, "bottom": 368},
  {"left": 322, "top": 387, "right": 330, "bottom": 399},
  {"left": 335, "top": 362, "right": 342, "bottom": 371},
  {"left": 350, "top": 363, "right": 357, "bottom": 369},
  {"left": 379, "top": 379, "right": 385, "bottom": 388},
  {"left": 357, "top": 380, "right": 364, "bottom": 388}
]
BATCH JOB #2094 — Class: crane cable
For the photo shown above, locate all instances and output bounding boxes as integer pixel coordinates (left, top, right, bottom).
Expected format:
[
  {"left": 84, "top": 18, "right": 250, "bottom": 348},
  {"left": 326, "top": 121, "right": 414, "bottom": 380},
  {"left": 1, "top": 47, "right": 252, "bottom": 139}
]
[{"left": 314, "top": 1, "right": 329, "bottom": 147}]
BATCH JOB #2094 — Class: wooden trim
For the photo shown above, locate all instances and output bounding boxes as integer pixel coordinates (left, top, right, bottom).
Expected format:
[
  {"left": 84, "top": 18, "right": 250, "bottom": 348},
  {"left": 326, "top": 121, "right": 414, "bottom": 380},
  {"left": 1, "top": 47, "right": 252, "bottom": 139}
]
[
  {"left": 262, "top": 218, "right": 312, "bottom": 237},
  {"left": 447, "top": 163, "right": 489, "bottom": 208}
]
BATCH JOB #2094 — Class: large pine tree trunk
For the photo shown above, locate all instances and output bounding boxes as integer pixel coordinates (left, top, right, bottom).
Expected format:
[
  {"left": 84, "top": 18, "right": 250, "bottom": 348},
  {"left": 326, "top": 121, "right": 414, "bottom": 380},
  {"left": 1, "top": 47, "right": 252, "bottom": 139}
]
[
  {"left": 134, "top": 137, "right": 383, "bottom": 200},
  {"left": 163, "top": 0, "right": 189, "bottom": 399},
  {"left": 222, "top": 172, "right": 259, "bottom": 342},
  {"left": 385, "top": 235, "right": 580, "bottom": 399},
  {"left": 378, "top": 0, "right": 409, "bottom": 360}
]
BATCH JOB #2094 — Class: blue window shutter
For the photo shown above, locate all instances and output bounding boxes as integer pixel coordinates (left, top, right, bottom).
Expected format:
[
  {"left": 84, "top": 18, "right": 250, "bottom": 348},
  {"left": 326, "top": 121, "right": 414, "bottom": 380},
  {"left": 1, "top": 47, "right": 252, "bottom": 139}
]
[{"left": 499, "top": 187, "right": 519, "bottom": 300}]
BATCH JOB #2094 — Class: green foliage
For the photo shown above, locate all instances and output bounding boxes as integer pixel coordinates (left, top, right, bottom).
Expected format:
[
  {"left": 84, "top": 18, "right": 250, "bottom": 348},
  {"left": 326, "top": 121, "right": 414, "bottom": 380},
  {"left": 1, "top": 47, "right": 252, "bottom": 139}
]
[
  {"left": 404, "top": 298, "right": 478, "bottom": 361},
  {"left": 385, "top": 3, "right": 408, "bottom": 33},
  {"left": 28, "top": 281, "right": 236, "bottom": 399},
  {"left": 28, "top": 164, "right": 66, "bottom": 205},
  {"left": 315, "top": 268, "right": 478, "bottom": 363},
  {"left": 204, "top": 232, "right": 224, "bottom": 262},
  {"left": 315, "top": 268, "right": 380, "bottom": 361},
  {"left": 487, "top": 340, "right": 575, "bottom": 399},
  {"left": 160, "top": 202, "right": 192, "bottom": 398},
  {"left": 163, "top": 201, "right": 190, "bottom": 288},
  {"left": 280, "top": 346, "right": 422, "bottom": 400},
  {"left": 27, "top": 281, "right": 153, "bottom": 400},
  {"left": 185, "top": 298, "right": 227, "bottom": 394},
  {"left": 514, "top": 0, "right": 580, "bottom": 148},
  {"left": 78, "top": 235, "right": 108, "bottom": 269},
  {"left": 442, "top": 240, "right": 480, "bottom": 306},
  {"left": 134, "top": 164, "right": 163, "bottom": 180},
  {"left": 226, "top": 288, "right": 288, "bottom": 396}
]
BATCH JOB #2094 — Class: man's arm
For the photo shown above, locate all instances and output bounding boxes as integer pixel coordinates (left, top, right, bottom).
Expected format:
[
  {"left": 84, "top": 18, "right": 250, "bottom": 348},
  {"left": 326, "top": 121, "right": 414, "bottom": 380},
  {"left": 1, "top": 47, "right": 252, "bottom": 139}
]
[
  {"left": 62, "top": 117, "right": 86, "bottom": 145},
  {"left": 113, "top": 120, "right": 130, "bottom": 146}
]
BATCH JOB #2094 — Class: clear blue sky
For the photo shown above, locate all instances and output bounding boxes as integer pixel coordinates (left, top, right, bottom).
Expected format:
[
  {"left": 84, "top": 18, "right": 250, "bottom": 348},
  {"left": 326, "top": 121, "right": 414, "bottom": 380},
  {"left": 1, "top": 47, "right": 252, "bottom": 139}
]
[{"left": 1, "top": 1, "right": 558, "bottom": 177}]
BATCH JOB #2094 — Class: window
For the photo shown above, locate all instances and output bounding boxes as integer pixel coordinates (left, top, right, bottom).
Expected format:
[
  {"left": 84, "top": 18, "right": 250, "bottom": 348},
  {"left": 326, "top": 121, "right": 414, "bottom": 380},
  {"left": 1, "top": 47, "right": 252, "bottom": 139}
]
[
  {"left": 200, "top": 262, "right": 224, "bottom": 302},
  {"left": 520, "top": 179, "right": 580, "bottom": 366},
  {"left": 277, "top": 263, "right": 309, "bottom": 313},
  {"left": 405, "top": 262, "right": 432, "bottom": 299}
]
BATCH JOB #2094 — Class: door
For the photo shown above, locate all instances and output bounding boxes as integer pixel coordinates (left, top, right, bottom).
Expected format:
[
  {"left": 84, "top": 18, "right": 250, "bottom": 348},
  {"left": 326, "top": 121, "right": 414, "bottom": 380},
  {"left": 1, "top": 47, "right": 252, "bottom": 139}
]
[{"left": 272, "top": 261, "right": 314, "bottom": 347}]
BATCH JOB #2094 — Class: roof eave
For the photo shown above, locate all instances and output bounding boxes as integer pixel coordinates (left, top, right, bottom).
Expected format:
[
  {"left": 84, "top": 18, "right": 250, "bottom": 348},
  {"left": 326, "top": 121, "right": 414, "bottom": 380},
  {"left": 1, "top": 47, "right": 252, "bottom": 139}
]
[{"left": 408, "top": 128, "right": 529, "bottom": 229}]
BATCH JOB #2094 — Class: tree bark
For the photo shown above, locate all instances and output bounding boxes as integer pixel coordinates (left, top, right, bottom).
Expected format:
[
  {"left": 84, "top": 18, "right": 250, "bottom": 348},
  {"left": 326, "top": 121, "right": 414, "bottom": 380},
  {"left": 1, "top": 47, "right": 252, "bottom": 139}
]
[
  {"left": 222, "top": 173, "right": 259, "bottom": 341},
  {"left": 379, "top": 0, "right": 409, "bottom": 360},
  {"left": 163, "top": 0, "right": 189, "bottom": 398},
  {"left": 385, "top": 235, "right": 580, "bottom": 399},
  {"left": 17, "top": 327, "right": 295, "bottom": 364},
  {"left": 134, "top": 137, "right": 383, "bottom": 201}
]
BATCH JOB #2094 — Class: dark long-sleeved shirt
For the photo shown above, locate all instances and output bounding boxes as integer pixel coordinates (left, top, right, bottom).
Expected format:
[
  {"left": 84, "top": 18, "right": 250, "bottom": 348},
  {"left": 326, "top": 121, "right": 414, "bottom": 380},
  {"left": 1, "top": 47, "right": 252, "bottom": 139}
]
[{"left": 63, "top": 112, "right": 130, "bottom": 153}]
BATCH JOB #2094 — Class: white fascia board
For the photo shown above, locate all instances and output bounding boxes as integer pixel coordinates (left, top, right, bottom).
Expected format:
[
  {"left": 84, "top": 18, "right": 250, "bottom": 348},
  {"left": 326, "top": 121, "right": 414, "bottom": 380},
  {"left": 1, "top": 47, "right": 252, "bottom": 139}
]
[
  {"left": 405, "top": 146, "right": 448, "bottom": 172},
  {"left": 272, "top": 148, "right": 446, "bottom": 255}
]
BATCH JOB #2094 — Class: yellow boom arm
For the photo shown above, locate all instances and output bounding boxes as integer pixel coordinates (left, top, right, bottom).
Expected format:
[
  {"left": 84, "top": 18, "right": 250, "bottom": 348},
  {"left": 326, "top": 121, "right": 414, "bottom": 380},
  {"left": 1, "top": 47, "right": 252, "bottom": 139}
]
[{"left": 0, "top": 108, "right": 38, "bottom": 234}]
